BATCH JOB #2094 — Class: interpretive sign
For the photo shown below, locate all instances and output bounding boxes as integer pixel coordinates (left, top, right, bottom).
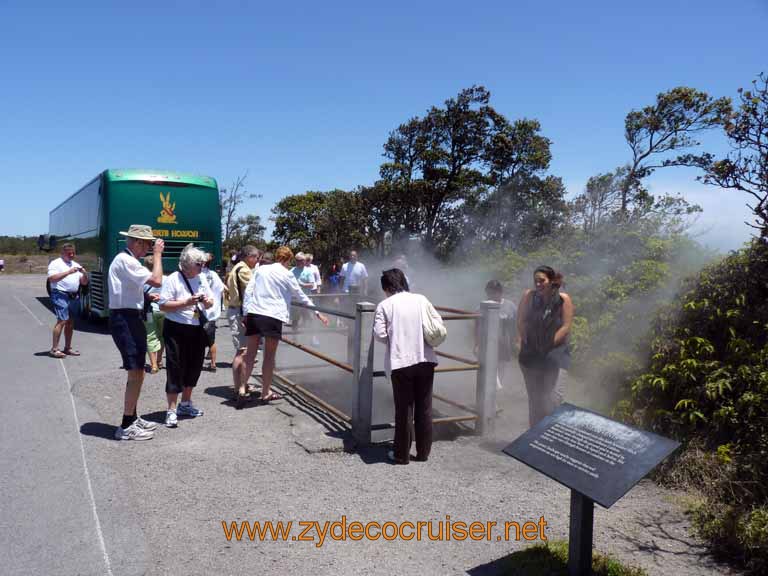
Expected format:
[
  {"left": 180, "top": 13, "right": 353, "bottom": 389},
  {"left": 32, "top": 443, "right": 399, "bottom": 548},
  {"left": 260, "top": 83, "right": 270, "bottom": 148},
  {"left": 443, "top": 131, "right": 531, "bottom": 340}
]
[{"left": 503, "top": 403, "right": 680, "bottom": 509}]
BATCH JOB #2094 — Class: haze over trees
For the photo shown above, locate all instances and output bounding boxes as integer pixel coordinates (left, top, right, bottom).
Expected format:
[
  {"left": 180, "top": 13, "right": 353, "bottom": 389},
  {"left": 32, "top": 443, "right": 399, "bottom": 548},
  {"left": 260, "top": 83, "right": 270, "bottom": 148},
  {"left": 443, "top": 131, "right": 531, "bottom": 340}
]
[{"left": 259, "top": 73, "right": 768, "bottom": 572}]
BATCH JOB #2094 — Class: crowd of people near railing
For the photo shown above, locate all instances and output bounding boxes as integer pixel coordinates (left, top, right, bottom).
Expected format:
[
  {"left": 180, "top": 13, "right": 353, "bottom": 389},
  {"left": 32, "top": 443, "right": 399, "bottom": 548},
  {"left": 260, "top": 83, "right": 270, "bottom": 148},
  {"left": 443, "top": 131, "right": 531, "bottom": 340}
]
[{"left": 45, "top": 224, "right": 573, "bottom": 465}]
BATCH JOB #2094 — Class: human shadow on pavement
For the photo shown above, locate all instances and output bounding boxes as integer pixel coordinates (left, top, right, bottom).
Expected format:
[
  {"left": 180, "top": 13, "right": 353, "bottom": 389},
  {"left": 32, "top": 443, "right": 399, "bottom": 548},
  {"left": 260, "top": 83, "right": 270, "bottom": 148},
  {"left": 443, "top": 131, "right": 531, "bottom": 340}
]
[{"left": 80, "top": 422, "right": 117, "bottom": 440}]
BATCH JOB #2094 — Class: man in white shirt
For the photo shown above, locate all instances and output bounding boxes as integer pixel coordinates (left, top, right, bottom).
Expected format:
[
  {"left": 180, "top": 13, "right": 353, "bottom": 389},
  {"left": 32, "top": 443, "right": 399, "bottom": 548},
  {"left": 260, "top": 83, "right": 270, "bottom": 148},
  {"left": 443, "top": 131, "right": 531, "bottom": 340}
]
[
  {"left": 47, "top": 242, "right": 89, "bottom": 358},
  {"left": 340, "top": 250, "right": 368, "bottom": 295},
  {"left": 305, "top": 253, "right": 322, "bottom": 293},
  {"left": 108, "top": 225, "right": 164, "bottom": 441}
]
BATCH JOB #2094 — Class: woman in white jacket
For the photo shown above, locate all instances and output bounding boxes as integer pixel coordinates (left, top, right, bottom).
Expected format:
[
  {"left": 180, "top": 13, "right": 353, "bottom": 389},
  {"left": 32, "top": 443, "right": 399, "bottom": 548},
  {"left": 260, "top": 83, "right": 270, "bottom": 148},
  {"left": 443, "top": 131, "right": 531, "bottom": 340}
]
[
  {"left": 373, "top": 268, "right": 440, "bottom": 465},
  {"left": 238, "top": 246, "right": 328, "bottom": 407}
]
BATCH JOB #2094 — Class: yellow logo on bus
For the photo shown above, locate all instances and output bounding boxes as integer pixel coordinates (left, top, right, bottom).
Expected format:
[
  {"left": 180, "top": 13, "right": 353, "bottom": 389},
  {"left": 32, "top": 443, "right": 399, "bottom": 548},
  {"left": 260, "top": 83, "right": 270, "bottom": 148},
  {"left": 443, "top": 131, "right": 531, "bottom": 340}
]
[{"left": 157, "top": 192, "right": 177, "bottom": 224}]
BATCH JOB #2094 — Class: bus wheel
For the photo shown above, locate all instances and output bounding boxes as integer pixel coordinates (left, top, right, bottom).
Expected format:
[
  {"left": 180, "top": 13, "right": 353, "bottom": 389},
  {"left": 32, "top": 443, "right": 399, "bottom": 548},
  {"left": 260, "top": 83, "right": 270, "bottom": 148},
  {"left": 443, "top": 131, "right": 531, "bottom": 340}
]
[{"left": 80, "top": 290, "right": 91, "bottom": 319}]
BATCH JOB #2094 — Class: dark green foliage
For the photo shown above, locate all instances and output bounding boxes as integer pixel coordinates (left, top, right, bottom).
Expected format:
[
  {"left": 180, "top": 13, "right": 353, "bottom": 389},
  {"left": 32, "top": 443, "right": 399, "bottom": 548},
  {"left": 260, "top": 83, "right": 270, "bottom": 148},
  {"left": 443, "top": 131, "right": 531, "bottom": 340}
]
[
  {"left": 271, "top": 189, "right": 371, "bottom": 266},
  {"left": 619, "top": 241, "right": 768, "bottom": 572}
]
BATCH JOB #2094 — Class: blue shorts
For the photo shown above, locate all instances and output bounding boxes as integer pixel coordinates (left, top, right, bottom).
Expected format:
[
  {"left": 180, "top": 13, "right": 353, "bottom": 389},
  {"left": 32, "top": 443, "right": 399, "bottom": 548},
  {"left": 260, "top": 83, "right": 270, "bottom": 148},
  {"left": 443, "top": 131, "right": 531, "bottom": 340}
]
[
  {"left": 110, "top": 309, "right": 147, "bottom": 371},
  {"left": 51, "top": 289, "right": 79, "bottom": 322}
]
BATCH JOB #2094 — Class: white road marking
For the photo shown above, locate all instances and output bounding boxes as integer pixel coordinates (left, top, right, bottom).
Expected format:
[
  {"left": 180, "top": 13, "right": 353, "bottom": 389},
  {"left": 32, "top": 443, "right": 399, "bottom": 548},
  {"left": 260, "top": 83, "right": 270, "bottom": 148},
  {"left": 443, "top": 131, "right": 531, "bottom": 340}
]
[
  {"left": 58, "top": 359, "right": 114, "bottom": 576},
  {"left": 14, "top": 295, "right": 44, "bottom": 326}
]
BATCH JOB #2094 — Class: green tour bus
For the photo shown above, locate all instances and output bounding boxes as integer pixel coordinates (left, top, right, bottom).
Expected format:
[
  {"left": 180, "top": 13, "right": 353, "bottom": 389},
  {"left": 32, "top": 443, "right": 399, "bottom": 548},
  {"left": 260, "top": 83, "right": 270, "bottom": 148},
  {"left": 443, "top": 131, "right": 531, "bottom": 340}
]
[{"left": 47, "top": 169, "right": 221, "bottom": 318}]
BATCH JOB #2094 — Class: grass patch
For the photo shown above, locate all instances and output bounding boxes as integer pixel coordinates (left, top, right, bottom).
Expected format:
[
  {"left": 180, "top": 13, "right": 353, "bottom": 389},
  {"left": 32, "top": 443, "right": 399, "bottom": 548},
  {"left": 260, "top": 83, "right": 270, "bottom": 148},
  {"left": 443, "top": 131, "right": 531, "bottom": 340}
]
[
  {"left": 0, "top": 253, "right": 50, "bottom": 274},
  {"left": 498, "top": 540, "right": 647, "bottom": 576}
]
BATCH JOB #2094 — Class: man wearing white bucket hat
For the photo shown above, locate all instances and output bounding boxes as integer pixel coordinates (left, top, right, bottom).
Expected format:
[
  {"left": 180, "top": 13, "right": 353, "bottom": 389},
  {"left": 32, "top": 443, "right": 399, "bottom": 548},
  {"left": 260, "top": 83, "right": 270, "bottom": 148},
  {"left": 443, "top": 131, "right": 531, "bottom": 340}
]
[{"left": 108, "top": 224, "right": 165, "bottom": 441}]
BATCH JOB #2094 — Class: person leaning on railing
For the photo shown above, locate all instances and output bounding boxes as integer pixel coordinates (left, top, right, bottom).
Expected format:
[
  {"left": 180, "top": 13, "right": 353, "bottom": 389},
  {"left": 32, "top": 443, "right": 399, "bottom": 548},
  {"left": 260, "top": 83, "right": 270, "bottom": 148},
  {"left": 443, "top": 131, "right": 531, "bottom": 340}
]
[{"left": 236, "top": 246, "right": 329, "bottom": 408}]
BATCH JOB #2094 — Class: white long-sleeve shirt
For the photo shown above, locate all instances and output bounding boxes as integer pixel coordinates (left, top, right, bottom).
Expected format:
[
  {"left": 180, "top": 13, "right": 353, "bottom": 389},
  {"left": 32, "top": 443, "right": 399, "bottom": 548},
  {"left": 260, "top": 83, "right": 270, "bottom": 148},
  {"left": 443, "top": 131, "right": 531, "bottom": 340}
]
[
  {"left": 373, "top": 291, "right": 438, "bottom": 376},
  {"left": 242, "top": 262, "right": 315, "bottom": 323}
]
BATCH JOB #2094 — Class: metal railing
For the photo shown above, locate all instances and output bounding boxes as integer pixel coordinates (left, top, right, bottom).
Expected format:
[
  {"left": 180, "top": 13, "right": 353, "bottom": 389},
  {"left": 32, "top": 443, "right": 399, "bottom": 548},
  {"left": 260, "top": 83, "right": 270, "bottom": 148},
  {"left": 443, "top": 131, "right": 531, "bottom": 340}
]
[{"left": 276, "top": 294, "right": 500, "bottom": 447}]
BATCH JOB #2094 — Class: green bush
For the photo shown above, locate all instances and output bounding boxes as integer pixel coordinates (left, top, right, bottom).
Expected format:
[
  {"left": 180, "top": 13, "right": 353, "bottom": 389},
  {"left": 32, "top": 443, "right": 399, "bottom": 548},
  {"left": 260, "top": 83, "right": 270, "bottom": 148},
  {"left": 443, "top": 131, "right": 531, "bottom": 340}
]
[{"left": 622, "top": 240, "right": 768, "bottom": 573}]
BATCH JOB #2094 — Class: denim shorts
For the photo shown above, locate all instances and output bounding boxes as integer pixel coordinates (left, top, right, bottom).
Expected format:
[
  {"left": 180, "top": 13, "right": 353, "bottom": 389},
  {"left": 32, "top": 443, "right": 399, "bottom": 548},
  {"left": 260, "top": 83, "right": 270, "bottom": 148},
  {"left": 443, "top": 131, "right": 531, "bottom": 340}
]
[
  {"left": 51, "top": 289, "right": 79, "bottom": 322},
  {"left": 110, "top": 309, "right": 147, "bottom": 371}
]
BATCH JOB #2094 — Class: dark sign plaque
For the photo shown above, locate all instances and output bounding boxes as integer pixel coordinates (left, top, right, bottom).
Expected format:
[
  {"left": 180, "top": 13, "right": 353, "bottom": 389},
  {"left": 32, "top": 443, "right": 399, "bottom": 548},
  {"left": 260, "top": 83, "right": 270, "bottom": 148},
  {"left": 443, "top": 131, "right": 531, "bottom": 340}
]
[{"left": 503, "top": 403, "right": 680, "bottom": 509}]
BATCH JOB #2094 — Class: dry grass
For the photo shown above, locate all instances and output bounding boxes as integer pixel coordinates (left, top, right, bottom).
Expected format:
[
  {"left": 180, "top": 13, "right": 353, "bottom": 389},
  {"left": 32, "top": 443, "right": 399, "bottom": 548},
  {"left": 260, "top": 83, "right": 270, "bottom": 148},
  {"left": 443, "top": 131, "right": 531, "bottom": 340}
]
[{"left": 0, "top": 253, "right": 52, "bottom": 274}]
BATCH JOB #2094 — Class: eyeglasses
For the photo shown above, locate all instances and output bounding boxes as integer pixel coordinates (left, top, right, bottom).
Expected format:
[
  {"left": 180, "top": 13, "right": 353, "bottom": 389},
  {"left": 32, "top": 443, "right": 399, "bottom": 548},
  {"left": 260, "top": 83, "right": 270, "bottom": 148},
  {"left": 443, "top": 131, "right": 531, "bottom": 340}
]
[{"left": 195, "top": 262, "right": 205, "bottom": 268}]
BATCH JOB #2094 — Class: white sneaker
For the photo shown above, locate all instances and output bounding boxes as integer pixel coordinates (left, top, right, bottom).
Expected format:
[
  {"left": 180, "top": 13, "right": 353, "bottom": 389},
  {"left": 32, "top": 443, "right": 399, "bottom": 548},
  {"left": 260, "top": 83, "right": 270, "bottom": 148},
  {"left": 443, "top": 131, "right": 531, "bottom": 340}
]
[
  {"left": 115, "top": 422, "right": 154, "bottom": 441},
  {"left": 165, "top": 410, "right": 178, "bottom": 428},
  {"left": 135, "top": 416, "right": 158, "bottom": 431}
]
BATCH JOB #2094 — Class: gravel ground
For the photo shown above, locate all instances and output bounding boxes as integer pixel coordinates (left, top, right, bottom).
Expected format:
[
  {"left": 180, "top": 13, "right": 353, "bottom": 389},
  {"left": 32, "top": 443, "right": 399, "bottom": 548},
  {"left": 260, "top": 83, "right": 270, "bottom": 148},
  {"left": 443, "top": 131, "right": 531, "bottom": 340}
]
[{"left": 0, "top": 274, "right": 740, "bottom": 576}]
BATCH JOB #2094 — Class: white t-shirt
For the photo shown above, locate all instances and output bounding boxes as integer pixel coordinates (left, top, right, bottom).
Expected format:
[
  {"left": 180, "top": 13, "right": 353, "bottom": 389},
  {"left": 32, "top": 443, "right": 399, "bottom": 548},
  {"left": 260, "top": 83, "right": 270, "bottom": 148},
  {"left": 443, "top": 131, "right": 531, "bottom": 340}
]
[
  {"left": 341, "top": 261, "right": 368, "bottom": 292},
  {"left": 309, "top": 263, "right": 322, "bottom": 288},
  {"left": 201, "top": 268, "right": 225, "bottom": 321},
  {"left": 159, "top": 270, "right": 212, "bottom": 326},
  {"left": 48, "top": 257, "right": 84, "bottom": 293},
  {"left": 373, "top": 291, "right": 438, "bottom": 377},
  {"left": 108, "top": 251, "right": 151, "bottom": 310},
  {"left": 243, "top": 262, "right": 315, "bottom": 323}
]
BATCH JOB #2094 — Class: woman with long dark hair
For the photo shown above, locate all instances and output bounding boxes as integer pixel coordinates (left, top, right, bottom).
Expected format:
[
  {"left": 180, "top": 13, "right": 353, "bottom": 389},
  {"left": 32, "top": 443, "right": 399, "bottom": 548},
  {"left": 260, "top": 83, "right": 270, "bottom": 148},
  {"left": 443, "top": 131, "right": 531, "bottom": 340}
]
[
  {"left": 373, "top": 268, "right": 441, "bottom": 465},
  {"left": 517, "top": 266, "right": 573, "bottom": 427}
]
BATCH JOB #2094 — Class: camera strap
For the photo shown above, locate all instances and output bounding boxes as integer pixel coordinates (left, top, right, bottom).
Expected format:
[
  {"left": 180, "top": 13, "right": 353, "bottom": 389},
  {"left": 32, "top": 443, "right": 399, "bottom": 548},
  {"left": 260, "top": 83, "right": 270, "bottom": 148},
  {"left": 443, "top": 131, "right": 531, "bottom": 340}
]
[{"left": 180, "top": 271, "right": 207, "bottom": 326}]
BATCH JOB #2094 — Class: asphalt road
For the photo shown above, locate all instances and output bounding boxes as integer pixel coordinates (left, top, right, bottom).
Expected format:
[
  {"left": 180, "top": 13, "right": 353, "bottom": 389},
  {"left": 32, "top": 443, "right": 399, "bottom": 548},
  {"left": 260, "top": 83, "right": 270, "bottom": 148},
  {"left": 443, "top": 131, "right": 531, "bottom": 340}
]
[{"left": 0, "top": 275, "right": 734, "bottom": 576}]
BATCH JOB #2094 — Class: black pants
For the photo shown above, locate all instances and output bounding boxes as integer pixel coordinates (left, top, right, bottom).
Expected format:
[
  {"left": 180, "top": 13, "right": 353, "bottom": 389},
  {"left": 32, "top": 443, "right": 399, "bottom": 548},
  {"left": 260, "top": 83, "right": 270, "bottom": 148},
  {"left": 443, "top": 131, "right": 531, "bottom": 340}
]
[
  {"left": 391, "top": 362, "right": 435, "bottom": 463},
  {"left": 519, "top": 361, "right": 562, "bottom": 428},
  {"left": 163, "top": 319, "right": 207, "bottom": 394}
]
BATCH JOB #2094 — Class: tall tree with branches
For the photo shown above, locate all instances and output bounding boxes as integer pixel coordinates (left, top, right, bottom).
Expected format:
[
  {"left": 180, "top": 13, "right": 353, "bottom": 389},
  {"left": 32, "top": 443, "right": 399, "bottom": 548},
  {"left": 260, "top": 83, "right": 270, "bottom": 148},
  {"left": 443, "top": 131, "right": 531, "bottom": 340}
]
[
  {"left": 620, "top": 87, "right": 731, "bottom": 216},
  {"left": 683, "top": 73, "right": 768, "bottom": 238},
  {"left": 220, "top": 172, "right": 259, "bottom": 247}
]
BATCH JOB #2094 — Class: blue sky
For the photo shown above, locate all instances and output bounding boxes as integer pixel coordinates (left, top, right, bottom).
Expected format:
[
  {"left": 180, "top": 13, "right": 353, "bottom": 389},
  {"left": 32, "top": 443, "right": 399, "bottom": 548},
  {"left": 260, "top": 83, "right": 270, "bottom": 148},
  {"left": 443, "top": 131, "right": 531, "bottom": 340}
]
[{"left": 1, "top": 0, "right": 766, "bottom": 250}]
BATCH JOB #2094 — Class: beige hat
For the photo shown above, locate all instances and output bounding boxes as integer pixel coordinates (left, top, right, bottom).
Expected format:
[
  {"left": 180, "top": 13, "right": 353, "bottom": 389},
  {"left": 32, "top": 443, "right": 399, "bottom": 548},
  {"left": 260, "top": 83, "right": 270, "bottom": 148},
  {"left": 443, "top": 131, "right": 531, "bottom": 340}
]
[{"left": 119, "top": 224, "right": 156, "bottom": 241}]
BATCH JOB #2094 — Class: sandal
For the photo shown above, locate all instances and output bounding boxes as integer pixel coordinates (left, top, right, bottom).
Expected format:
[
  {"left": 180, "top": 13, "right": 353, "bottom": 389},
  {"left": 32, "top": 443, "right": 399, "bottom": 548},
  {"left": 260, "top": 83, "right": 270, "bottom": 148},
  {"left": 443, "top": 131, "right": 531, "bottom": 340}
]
[
  {"left": 63, "top": 348, "right": 81, "bottom": 356},
  {"left": 260, "top": 391, "right": 283, "bottom": 404},
  {"left": 49, "top": 349, "right": 66, "bottom": 359}
]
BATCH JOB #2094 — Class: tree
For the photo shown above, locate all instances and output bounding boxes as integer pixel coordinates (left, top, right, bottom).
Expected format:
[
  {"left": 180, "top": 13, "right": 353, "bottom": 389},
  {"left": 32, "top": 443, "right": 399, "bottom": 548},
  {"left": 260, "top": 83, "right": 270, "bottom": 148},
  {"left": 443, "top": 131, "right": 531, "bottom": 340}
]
[
  {"left": 467, "top": 174, "right": 568, "bottom": 252},
  {"left": 621, "top": 87, "right": 730, "bottom": 216},
  {"left": 271, "top": 190, "right": 371, "bottom": 268},
  {"left": 225, "top": 214, "right": 266, "bottom": 255},
  {"left": 271, "top": 191, "right": 329, "bottom": 250},
  {"left": 570, "top": 169, "right": 626, "bottom": 235},
  {"left": 376, "top": 86, "right": 559, "bottom": 257},
  {"left": 685, "top": 73, "right": 768, "bottom": 237},
  {"left": 379, "top": 86, "right": 494, "bottom": 256},
  {"left": 219, "top": 172, "right": 259, "bottom": 247}
]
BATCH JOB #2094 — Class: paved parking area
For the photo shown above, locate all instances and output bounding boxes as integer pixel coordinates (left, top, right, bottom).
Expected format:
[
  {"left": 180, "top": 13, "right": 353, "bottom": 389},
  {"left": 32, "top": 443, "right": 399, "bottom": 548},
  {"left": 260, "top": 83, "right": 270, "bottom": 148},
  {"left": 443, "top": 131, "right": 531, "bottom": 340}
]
[{"left": 0, "top": 275, "right": 736, "bottom": 575}]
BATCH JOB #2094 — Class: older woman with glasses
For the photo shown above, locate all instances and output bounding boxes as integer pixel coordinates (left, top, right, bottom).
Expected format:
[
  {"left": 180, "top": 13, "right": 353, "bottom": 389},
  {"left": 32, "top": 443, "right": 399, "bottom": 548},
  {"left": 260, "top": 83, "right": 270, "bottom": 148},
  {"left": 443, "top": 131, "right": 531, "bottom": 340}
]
[{"left": 159, "top": 244, "right": 214, "bottom": 428}]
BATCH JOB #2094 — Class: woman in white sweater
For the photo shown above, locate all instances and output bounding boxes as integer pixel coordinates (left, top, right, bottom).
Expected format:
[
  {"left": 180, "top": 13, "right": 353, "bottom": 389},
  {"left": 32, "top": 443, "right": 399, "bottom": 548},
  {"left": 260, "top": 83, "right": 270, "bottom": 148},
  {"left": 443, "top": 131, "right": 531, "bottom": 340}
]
[
  {"left": 373, "top": 268, "right": 440, "bottom": 465},
  {"left": 238, "top": 246, "right": 328, "bottom": 407}
]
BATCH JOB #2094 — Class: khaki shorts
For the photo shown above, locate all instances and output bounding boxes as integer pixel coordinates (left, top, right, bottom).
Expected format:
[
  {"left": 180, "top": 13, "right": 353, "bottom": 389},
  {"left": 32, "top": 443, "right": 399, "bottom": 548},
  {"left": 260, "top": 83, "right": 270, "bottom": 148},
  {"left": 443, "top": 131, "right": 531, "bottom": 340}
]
[{"left": 227, "top": 306, "right": 246, "bottom": 352}]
